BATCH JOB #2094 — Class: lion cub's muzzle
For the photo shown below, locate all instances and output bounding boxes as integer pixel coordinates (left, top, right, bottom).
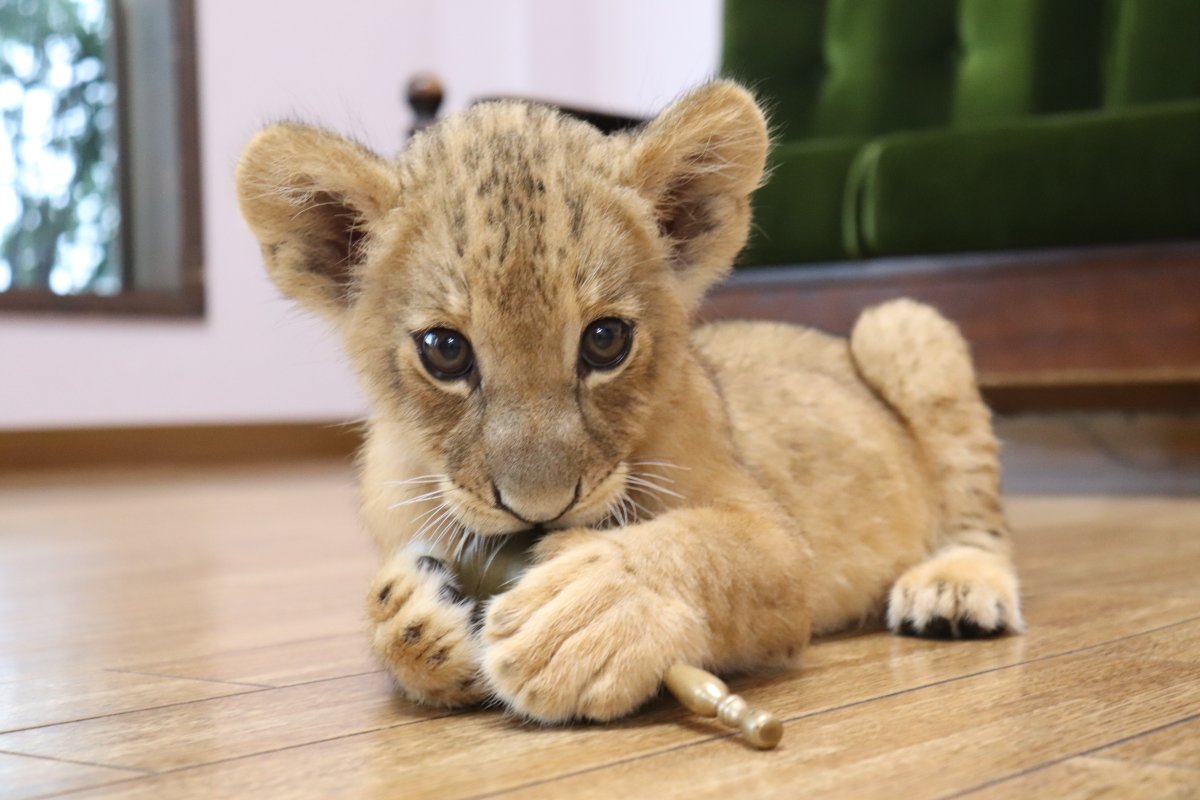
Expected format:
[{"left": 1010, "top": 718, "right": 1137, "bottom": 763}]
[
  {"left": 483, "top": 401, "right": 593, "bottom": 526},
  {"left": 491, "top": 476, "right": 581, "bottom": 526}
]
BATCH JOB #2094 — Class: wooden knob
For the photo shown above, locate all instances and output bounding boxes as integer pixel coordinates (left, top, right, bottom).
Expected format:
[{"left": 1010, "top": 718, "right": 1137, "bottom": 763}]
[
  {"left": 406, "top": 71, "right": 444, "bottom": 138},
  {"left": 664, "top": 663, "right": 783, "bottom": 750}
]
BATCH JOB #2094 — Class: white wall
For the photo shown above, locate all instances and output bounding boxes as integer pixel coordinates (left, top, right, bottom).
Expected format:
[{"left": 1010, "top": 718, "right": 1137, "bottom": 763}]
[{"left": 0, "top": 0, "right": 722, "bottom": 430}]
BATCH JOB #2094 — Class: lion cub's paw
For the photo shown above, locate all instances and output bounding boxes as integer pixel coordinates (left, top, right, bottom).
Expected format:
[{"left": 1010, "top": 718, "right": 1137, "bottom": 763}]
[
  {"left": 369, "top": 551, "right": 485, "bottom": 707},
  {"left": 888, "top": 545, "right": 1025, "bottom": 639},
  {"left": 481, "top": 535, "right": 704, "bottom": 723}
]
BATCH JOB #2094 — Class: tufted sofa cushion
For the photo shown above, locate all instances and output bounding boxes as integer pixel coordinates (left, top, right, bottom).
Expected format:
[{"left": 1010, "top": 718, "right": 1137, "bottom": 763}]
[
  {"left": 724, "top": 0, "right": 1200, "bottom": 265},
  {"left": 846, "top": 101, "right": 1200, "bottom": 258}
]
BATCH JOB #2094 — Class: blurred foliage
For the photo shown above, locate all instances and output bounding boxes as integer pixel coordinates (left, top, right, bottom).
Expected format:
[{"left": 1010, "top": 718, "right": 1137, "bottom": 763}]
[{"left": 0, "top": 0, "right": 122, "bottom": 295}]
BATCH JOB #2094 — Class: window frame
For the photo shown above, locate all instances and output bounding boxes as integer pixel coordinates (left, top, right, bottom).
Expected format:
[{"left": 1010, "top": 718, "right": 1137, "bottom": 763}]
[{"left": 0, "top": 0, "right": 204, "bottom": 317}]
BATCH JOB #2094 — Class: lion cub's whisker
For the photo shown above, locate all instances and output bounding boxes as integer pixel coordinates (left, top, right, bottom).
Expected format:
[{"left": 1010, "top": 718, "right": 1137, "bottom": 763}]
[
  {"left": 426, "top": 511, "right": 462, "bottom": 552},
  {"left": 427, "top": 514, "right": 447, "bottom": 540},
  {"left": 625, "top": 485, "right": 671, "bottom": 506},
  {"left": 385, "top": 479, "right": 447, "bottom": 488},
  {"left": 625, "top": 474, "right": 685, "bottom": 501},
  {"left": 412, "top": 510, "right": 451, "bottom": 542},
  {"left": 389, "top": 488, "right": 450, "bottom": 509},
  {"left": 625, "top": 494, "right": 642, "bottom": 522},
  {"left": 613, "top": 496, "right": 630, "bottom": 527},
  {"left": 411, "top": 503, "right": 449, "bottom": 525},
  {"left": 627, "top": 460, "right": 690, "bottom": 471},
  {"left": 384, "top": 474, "right": 449, "bottom": 486},
  {"left": 599, "top": 495, "right": 622, "bottom": 528},
  {"left": 411, "top": 504, "right": 453, "bottom": 542},
  {"left": 625, "top": 495, "right": 653, "bottom": 519},
  {"left": 478, "top": 536, "right": 511, "bottom": 585},
  {"left": 452, "top": 530, "right": 473, "bottom": 564}
]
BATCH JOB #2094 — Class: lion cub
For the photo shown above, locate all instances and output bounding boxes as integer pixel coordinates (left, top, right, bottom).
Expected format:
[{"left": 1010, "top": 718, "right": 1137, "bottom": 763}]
[{"left": 237, "top": 82, "right": 1023, "bottom": 723}]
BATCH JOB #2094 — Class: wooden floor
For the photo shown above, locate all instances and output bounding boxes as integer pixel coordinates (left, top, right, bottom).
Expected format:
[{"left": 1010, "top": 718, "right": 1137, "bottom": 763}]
[{"left": 1, "top": 463, "right": 1198, "bottom": 799}]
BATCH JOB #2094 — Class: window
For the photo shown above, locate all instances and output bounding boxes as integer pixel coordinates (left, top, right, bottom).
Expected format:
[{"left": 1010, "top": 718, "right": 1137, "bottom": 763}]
[{"left": 0, "top": 0, "right": 202, "bottom": 315}]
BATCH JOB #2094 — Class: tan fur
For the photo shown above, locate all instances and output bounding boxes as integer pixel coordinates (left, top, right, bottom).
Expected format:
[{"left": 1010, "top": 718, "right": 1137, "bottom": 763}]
[{"left": 237, "top": 82, "right": 1022, "bottom": 723}]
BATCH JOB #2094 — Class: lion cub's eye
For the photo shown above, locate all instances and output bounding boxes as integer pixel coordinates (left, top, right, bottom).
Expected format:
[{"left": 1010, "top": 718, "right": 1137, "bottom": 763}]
[
  {"left": 579, "top": 318, "right": 633, "bottom": 371},
  {"left": 416, "top": 328, "right": 474, "bottom": 380}
]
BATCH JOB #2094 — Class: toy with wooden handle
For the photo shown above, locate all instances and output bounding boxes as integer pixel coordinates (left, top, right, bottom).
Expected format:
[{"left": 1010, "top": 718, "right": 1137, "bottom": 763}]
[
  {"left": 663, "top": 663, "right": 783, "bottom": 749},
  {"left": 452, "top": 530, "right": 784, "bottom": 750}
]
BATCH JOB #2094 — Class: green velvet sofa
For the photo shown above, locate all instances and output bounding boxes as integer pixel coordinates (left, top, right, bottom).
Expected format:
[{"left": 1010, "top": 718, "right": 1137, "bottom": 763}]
[{"left": 724, "top": 0, "right": 1200, "bottom": 266}]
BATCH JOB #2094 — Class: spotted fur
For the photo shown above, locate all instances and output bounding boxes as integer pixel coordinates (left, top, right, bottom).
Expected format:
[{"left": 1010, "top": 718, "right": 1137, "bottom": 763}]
[{"left": 237, "top": 82, "right": 1022, "bottom": 723}]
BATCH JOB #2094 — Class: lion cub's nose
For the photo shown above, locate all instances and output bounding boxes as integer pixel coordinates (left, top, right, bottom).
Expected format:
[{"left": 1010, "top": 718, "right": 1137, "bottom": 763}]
[{"left": 492, "top": 479, "right": 581, "bottom": 525}]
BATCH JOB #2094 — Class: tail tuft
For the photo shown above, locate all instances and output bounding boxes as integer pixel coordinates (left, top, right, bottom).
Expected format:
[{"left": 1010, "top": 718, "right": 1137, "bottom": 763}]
[{"left": 850, "top": 298, "right": 978, "bottom": 424}]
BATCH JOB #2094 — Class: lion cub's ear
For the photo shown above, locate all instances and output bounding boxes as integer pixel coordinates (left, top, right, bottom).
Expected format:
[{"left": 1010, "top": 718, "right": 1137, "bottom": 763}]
[
  {"left": 236, "top": 124, "right": 399, "bottom": 319},
  {"left": 623, "top": 81, "right": 768, "bottom": 309}
]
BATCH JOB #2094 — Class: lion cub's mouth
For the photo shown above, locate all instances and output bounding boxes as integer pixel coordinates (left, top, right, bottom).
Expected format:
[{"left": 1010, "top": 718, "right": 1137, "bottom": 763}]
[
  {"left": 490, "top": 479, "right": 582, "bottom": 527},
  {"left": 395, "top": 460, "right": 684, "bottom": 545},
  {"left": 480, "top": 468, "right": 622, "bottom": 535}
]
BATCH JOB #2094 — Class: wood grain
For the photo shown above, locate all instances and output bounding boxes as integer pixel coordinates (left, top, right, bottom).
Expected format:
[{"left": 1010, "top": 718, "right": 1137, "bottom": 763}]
[
  {"left": 1, "top": 462, "right": 1198, "bottom": 798},
  {"left": 1099, "top": 716, "right": 1200, "bottom": 770},
  {"left": 0, "top": 671, "right": 256, "bottom": 734},
  {"left": 965, "top": 756, "right": 1200, "bottom": 799},
  {"left": 702, "top": 242, "right": 1200, "bottom": 405},
  {"left": 117, "top": 633, "right": 379, "bottom": 688},
  {"left": 0, "top": 752, "right": 142, "bottom": 800},
  {"left": 0, "top": 673, "right": 441, "bottom": 772}
]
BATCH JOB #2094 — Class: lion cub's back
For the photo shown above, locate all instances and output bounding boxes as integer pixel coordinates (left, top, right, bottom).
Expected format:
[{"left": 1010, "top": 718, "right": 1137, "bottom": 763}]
[
  {"left": 692, "top": 320, "right": 938, "bottom": 631},
  {"left": 690, "top": 320, "right": 912, "bottom": 479},
  {"left": 693, "top": 320, "right": 855, "bottom": 387}
]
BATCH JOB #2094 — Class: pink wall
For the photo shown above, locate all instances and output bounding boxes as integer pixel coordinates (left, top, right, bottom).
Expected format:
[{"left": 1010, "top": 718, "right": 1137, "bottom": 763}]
[{"left": 0, "top": 0, "right": 721, "bottom": 430}]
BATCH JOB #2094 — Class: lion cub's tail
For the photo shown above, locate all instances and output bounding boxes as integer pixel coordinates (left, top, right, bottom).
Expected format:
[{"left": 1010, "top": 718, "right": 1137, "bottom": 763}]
[{"left": 849, "top": 299, "right": 1010, "bottom": 549}]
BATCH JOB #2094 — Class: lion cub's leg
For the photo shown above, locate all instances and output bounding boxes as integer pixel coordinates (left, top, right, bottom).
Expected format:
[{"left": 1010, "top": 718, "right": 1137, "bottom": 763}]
[
  {"left": 851, "top": 299, "right": 1024, "bottom": 638},
  {"left": 887, "top": 438, "right": 1024, "bottom": 637},
  {"left": 479, "top": 505, "right": 813, "bottom": 723},
  {"left": 368, "top": 545, "right": 486, "bottom": 706},
  {"left": 886, "top": 407, "right": 1023, "bottom": 637}
]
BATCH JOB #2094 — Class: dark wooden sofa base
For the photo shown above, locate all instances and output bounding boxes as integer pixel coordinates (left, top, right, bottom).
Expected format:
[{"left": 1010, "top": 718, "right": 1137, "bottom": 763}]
[{"left": 702, "top": 242, "right": 1200, "bottom": 411}]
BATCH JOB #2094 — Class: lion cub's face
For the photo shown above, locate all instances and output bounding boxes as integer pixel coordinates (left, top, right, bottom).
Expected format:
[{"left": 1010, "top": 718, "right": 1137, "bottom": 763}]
[{"left": 237, "top": 83, "right": 766, "bottom": 535}]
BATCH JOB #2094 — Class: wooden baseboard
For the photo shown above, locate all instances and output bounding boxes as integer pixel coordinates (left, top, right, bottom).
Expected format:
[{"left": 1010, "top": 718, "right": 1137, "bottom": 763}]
[
  {"left": 0, "top": 422, "right": 362, "bottom": 472},
  {"left": 704, "top": 242, "right": 1200, "bottom": 410}
]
